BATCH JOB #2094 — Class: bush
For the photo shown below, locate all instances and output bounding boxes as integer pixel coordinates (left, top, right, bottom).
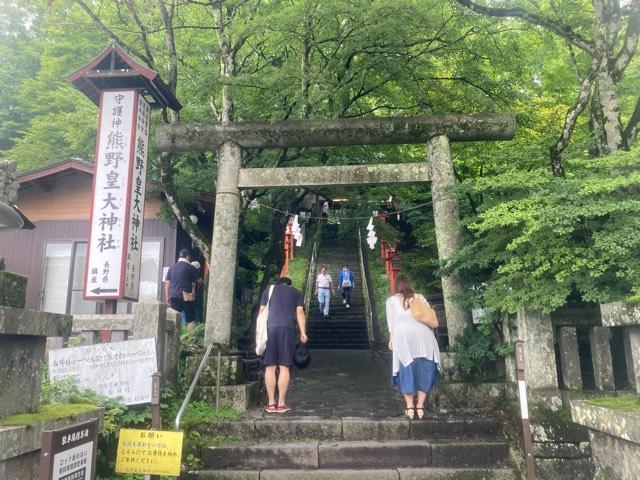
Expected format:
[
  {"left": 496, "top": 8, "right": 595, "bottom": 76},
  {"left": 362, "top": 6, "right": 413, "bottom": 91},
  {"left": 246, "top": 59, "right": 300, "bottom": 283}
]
[{"left": 450, "top": 312, "right": 512, "bottom": 382}]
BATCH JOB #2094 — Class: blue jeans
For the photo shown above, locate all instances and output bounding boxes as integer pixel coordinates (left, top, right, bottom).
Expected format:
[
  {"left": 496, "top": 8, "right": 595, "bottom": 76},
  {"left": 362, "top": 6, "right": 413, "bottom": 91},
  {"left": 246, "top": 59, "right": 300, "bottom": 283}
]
[{"left": 317, "top": 288, "right": 330, "bottom": 316}]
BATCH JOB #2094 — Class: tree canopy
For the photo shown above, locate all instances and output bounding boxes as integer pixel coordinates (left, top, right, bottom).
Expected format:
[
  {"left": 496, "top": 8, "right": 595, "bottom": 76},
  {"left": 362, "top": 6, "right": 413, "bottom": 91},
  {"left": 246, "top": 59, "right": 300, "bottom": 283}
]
[{"left": 1, "top": 0, "right": 639, "bottom": 314}]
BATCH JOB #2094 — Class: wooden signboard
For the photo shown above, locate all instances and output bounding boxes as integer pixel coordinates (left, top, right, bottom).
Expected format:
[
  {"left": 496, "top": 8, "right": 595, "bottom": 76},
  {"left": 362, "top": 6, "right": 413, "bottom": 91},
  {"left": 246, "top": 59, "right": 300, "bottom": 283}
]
[
  {"left": 39, "top": 418, "right": 99, "bottom": 480},
  {"left": 84, "top": 89, "right": 150, "bottom": 302}
]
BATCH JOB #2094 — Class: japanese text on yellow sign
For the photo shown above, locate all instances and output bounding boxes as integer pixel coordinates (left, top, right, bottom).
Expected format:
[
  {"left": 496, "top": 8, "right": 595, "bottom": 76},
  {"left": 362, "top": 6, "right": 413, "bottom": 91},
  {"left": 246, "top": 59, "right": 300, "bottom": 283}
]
[{"left": 115, "top": 429, "right": 183, "bottom": 476}]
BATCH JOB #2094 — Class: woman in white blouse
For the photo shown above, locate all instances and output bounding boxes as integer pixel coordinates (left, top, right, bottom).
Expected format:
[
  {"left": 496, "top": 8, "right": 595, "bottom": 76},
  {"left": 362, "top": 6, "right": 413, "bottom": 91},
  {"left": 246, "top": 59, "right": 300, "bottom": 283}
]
[{"left": 386, "top": 276, "right": 440, "bottom": 419}]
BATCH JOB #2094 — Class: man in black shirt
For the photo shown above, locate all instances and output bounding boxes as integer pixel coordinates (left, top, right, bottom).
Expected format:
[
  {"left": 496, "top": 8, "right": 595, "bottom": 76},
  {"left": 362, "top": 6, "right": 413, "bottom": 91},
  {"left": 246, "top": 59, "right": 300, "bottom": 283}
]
[
  {"left": 259, "top": 277, "right": 308, "bottom": 413},
  {"left": 164, "top": 249, "right": 202, "bottom": 327}
]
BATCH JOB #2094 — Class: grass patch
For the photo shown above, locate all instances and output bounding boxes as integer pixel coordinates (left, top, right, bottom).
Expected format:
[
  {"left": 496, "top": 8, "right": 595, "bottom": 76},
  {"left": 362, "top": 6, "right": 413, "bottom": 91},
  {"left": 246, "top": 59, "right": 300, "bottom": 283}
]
[
  {"left": 286, "top": 255, "right": 310, "bottom": 291},
  {"left": 531, "top": 405, "right": 573, "bottom": 424},
  {"left": 367, "top": 251, "right": 391, "bottom": 342},
  {"left": 0, "top": 403, "right": 100, "bottom": 426},
  {"left": 587, "top": 395, "right": 640, "bottom": 411}
]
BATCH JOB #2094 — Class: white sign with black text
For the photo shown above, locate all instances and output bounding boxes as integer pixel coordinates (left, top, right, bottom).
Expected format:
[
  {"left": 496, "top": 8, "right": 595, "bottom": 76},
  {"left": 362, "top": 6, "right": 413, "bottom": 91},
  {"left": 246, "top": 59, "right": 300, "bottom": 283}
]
[
  {"left": 84, "top": 89, "right": 150, "bottom": 301},
  {"left": 48, "top": 338, "right": 157, "bottom": 405}
]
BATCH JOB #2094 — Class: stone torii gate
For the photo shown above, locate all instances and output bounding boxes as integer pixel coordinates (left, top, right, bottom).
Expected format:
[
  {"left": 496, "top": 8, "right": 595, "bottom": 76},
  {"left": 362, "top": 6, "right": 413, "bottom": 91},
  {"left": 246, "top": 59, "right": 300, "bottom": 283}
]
[{"left": 156, "top": 113, "right": 515, "bottom": 348}]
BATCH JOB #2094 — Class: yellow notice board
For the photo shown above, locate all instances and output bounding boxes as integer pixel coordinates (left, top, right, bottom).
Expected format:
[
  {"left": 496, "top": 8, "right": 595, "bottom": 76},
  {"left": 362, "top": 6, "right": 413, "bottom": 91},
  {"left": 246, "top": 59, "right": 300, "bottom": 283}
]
[{"left": 115, "top": 429, "right": 183, "bottom": 476}]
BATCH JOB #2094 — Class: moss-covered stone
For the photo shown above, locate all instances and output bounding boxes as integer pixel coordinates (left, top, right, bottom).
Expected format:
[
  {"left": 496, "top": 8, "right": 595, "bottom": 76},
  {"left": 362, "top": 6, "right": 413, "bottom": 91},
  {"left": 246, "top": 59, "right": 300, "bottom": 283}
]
[
  {"left": 0, "top": 403, "right": 100, "bottom": 426},
  {"left": 0, "top": 270, "right": 27, "bottom": 308},
  {"left": 586, "top": 395, "right": 640, "bottom": 412}
]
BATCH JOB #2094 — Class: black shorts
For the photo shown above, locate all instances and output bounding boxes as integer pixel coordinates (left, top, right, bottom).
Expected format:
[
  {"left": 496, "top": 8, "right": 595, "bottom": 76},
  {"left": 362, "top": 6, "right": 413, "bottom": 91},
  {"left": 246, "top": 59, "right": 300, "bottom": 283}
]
[
  {"left": 263, "top": 327, "right": 297, "bottom": 366},
  {"left": 169, "top": 297, "right": 195, "bottom": 323}
]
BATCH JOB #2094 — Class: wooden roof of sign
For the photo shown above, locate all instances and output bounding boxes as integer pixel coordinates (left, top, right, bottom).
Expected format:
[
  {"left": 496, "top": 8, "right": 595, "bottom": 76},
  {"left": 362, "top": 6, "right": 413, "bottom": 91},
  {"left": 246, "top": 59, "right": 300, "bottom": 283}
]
[{"left": 66, "top": 42, "right": 182, "bottom": 112}]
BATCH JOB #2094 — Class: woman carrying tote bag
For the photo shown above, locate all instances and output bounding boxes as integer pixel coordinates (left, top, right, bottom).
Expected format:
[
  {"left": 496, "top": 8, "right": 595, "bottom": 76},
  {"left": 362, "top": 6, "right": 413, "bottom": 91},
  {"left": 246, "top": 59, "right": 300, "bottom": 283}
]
[{"left": 386, "top": 276, "right": 440, "bottom": 419}]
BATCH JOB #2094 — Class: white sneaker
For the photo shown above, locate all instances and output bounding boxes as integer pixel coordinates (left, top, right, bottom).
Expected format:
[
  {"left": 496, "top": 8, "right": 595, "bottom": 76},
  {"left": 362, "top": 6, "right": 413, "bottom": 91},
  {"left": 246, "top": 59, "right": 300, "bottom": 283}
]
[
  {"left": 346, "top": 304, "right": 350, "bottom": 308},
  {"left": 343, "top": 299, "right": 346, "bottom": 304}
]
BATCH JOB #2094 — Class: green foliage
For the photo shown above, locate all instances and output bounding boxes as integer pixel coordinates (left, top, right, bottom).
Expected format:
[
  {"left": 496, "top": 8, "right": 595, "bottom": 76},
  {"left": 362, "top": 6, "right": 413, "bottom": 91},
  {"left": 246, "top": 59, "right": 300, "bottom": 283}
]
[
  {"left": 40, "top": 370, "right": 80, "bottom": 404},
  {"left": 451, "top": 325, "right": 510, "bottom": 382},
  {"left": 451, "top": 149, "right": 640, "bottom": 313},
  {"left": 286, "top": 255, "right": 310, "bottom": 291},
  {"left": 365, "top": 242, "right": 392, "bottom": 343}
]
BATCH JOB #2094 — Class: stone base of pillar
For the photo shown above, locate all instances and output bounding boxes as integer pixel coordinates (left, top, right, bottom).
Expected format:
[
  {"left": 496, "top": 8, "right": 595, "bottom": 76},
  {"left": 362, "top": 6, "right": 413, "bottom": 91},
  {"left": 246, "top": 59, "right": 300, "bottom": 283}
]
[
  {"left": 185, "top": 353, "right": 245, "bottom": 386},
  {"left": 195, "top": 383, "right": 259, "bottom": 412}
]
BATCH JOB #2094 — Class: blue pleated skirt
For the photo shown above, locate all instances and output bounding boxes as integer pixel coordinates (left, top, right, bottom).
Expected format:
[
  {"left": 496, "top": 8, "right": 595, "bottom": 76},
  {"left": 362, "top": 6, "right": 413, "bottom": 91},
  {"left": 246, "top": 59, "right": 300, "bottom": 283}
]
[{"left": 392, "top": 357, "right": 440, "bottom": 394}]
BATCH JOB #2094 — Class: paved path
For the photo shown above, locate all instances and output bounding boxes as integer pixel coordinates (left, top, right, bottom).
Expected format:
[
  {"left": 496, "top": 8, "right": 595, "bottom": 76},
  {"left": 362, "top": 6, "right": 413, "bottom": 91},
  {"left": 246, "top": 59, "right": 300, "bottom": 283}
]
[{"left": 273, "top": 349, "right": 403, "bottom": 418}]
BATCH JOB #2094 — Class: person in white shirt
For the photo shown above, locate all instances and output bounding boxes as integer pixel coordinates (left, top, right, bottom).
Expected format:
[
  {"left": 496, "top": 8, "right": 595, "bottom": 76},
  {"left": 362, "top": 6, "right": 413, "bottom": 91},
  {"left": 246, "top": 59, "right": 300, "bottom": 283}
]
[{"left": 314, "top": 265, "right": 335, "bottom": 317}]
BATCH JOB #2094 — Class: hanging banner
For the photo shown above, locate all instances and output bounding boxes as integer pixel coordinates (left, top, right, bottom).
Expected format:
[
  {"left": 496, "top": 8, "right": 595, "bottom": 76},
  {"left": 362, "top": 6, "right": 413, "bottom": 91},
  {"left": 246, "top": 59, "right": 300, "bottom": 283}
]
[{"left": 84, "top": 90, "right": 149, "bottom": 301}]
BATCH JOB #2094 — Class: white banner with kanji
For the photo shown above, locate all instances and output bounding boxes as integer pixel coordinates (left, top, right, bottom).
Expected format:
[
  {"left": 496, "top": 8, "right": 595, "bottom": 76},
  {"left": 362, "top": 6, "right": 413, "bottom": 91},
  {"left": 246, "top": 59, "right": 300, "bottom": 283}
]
[{"left": 84, "top": 90, "right": 149, "bottom": 301}]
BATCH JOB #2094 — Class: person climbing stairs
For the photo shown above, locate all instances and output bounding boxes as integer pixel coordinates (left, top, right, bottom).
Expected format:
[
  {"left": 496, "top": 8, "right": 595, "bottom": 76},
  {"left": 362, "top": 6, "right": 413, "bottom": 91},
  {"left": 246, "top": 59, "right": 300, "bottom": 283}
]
[{"left": 307, "top": 225, "right": 369, "bottom": 349}]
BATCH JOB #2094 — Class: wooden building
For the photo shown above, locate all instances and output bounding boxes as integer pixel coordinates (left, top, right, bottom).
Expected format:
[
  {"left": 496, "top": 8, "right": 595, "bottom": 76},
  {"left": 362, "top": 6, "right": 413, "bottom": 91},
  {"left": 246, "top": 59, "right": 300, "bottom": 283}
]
[{"left": 0, "top": 158, "right": 207, "bottom": 314}]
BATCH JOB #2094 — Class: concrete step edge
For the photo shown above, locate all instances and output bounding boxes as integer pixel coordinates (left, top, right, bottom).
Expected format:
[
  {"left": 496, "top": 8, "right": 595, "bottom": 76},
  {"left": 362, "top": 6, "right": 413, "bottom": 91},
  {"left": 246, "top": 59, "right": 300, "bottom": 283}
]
[{"left": 187, "top": 468, "right": 516, "bottom": 480}]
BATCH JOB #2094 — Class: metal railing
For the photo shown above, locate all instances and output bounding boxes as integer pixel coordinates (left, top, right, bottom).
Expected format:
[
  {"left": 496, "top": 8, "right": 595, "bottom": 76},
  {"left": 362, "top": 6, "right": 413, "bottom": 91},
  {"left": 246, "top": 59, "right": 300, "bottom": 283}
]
[
  {"left": 304, "top": 241, "right": 318, "bottom": 316},
  {"left": 358, "top": 229, "right": 375, "bottom": 343},
  {"left": 175, "top": 341, "right": 222, "bottom": 430}
]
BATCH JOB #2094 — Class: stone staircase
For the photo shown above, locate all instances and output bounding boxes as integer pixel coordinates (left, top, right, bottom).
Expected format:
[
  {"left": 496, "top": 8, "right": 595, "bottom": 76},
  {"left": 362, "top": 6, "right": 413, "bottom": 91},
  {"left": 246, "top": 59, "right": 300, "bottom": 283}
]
[
  {"left": 186, "top": 416, "right": 516, "bottom": 479},
  {"left": 307, "top": 229, "right": 369, "bottom": 349}
]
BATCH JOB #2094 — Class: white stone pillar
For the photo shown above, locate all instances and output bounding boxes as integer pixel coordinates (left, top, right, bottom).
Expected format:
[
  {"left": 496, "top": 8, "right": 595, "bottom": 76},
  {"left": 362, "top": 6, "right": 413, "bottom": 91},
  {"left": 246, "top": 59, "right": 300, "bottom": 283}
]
[
  {"left": 589, "top": 326, "right": 615, "bottom": 390},
  {"left": 516, "top": 309, "right": 559, "bottom": 390},
  {"left": 558, "top": 327, "right": 583, "bottom": 390},
  {"left": 428, "top": 136, "right": 470, "bottom": 346},
  {"left": 624, "top": 327, "right": 640, "bottom": 393}
]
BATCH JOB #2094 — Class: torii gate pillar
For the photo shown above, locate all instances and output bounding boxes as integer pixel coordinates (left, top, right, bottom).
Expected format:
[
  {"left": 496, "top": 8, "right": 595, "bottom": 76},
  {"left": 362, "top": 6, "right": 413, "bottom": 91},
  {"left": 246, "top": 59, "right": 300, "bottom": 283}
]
[
  {"left": 429, "top": 136, "right": 469, "bottom": 344},
  {"left": 206, "top": 142, "right": 242, "bottom": 347}
]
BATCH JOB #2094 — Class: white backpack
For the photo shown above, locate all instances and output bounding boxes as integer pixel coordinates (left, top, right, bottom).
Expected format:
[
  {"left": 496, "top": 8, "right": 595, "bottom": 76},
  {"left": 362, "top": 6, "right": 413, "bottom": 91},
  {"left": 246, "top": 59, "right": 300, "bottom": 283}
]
[{"left": 255, "top": 285, "right": 274, "bottom": 356}]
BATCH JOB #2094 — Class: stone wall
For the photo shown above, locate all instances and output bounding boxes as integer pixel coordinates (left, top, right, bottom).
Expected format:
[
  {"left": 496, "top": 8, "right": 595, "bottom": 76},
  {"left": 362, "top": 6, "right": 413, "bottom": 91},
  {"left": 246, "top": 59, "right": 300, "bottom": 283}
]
[
  {"left": 530, "top": 416, "right": 594, "bottom": 479},
  {"left": 571, "top": 400, "right": 640, "bottom": 480},
  {"left": 0, "top": 159, "right": 18, "bottom": 204},
  {"left": 0, "top": 270, "right": 27, "bottom": 309}
]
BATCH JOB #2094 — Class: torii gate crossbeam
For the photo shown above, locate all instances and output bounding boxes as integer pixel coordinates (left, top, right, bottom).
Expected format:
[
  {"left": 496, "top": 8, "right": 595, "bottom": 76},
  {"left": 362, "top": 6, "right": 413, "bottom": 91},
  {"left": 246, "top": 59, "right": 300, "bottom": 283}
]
[{"left": 156, "top": 113, "right": 515, "bottom": 348}]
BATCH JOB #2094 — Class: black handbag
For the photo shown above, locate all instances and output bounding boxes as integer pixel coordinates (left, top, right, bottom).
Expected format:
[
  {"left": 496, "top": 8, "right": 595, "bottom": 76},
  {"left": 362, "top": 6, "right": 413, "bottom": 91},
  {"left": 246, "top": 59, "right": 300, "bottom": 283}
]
[{"left": 293, "top": 342, "right": 311, "bottom": 369}]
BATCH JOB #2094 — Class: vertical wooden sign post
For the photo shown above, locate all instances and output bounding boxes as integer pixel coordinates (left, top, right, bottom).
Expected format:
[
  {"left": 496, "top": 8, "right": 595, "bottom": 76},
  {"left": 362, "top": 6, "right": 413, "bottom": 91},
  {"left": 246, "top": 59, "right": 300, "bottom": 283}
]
[
  {"left": 66, "top": 42, "right": 181, "bottom": 315},
  {"left": 515, "top": 340, "right": 536, "bottom": 479}
]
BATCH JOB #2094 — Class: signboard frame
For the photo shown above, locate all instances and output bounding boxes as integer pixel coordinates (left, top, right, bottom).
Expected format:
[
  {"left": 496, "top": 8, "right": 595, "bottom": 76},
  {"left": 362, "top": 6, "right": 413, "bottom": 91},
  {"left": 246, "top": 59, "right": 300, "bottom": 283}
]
[
  {"left": 83, "top": 88, "right": 149, "bottom": 302},
  {"left": 39, "top": 418, "right": 99, "bottom": 480},
  {"left": 115, "top": 428, "right": 184, "bottom": 476},
  {"left": 48, "top": 337, "right": 157, "bottom": 406}
]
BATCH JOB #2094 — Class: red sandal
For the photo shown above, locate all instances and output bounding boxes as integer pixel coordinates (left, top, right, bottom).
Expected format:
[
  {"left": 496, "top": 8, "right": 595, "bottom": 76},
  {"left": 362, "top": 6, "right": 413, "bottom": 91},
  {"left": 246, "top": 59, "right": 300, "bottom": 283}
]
[
  {"left": 265, "top": 404, "right": 278, "bottom": 413},
  {"left": 276, "top": 404, "right": 292, "bottom": 413}
]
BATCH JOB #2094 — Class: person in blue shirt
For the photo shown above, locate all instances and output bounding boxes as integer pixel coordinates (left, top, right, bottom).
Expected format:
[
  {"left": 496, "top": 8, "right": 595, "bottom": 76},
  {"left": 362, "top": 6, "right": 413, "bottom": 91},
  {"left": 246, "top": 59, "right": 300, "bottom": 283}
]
[
  {"left": 338, "top": 264, "right": 355, "bottom": 308},
  {"left": 164, "top": 249, "right": 202, "bottom": 328}
]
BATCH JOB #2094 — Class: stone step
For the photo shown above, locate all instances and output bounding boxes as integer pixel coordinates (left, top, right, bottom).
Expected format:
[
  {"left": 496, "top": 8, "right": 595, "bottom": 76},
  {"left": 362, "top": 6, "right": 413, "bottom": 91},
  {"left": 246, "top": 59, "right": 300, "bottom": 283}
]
[
  {"left": 187, "top": 467, "right": 517, "bottom": 480},
  {"left": 201, "top": 440, "right": 510, "bottom": 470},
  {"left": 307, "top": 335, "right": 369, "bottom": 344},
  {"left": 307, "top": 328, "right": 369, "bottom": 335},
  {"left": 309, "top": 343, "right": 369, "bottom": 349},
  {"left": 307, "top": 320, "right": 367, "bottom": 326},
  {"left": 308, "top": 318, "right": 366, "bottom": 323},
  {"left": 194, "top": 417, "right": 503, "bottom": 442}
]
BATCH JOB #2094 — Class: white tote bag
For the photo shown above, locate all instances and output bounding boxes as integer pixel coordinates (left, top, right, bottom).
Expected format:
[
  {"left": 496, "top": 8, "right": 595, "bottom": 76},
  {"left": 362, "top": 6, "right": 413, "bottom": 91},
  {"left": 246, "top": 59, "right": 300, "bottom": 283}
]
[{"left": 255, "top": 285, "right": 274, "bottom": 356}]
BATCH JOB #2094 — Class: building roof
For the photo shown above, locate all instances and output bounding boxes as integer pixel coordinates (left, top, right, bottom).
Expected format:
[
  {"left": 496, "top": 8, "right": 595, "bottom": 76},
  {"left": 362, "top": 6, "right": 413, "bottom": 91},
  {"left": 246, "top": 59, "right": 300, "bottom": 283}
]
[
  {"left": 18, "top": 158, "right": 94, "bottom": 186},
  {"left": 17, "top": 158, "right": 214, "bottom": 210},
  {"left": 66, "top": 42, "right": 182, "bottom": 112}
]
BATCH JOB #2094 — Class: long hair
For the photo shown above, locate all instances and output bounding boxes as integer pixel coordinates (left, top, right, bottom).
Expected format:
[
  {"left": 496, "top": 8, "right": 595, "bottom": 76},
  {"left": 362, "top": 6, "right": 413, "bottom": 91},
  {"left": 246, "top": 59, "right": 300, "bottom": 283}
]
[{"left": 394, "top": 276, "right": 415, "bottom": 310}]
